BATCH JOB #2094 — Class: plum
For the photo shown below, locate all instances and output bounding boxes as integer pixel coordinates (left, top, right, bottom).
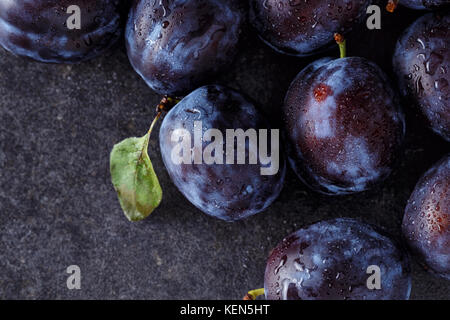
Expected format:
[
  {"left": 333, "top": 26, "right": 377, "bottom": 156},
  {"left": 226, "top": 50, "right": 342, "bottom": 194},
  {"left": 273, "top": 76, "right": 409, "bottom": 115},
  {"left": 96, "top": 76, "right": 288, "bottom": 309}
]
[
  {"left": 159, "top": 85, "right": 286, "bottom": 221},
  {"left": 0, "top": 0, "right": 123, "bottom": 63},
  {"left": 402, "top": 155, "right": 450, "bottom": 279},
  {"left": 262, "top": 218, "right": 411, "bottom": 300},
  {"left": 283, "top": 54, "right": 405, "bottom": 195},
  {"left": 393, "top": 12, "right": 449, "bottom": 141},
  {"left": 126, "top": 0, "right": 244, "bottom": 96},
  {"left": 248, "top": 0, "right": 371, "bottom": 56}
]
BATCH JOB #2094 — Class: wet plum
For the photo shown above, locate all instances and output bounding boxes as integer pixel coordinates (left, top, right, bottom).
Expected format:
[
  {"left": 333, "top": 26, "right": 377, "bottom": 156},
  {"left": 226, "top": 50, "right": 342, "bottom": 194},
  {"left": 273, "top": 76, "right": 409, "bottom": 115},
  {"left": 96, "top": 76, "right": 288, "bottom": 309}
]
[
  {"left": 248, "top": 0, "right": 371, "bottom": 56},
  {"left": 399, "top": 0, "right": 449, "bottom": 10},
  {"left": 159, "top": 85, "right": 286, "bottom": 221},
  {"left": 0, "top": 0, "right": 123, "bottom": 63},
  {"left": 126, "top": 0, "right": 244, "bottom": 96},
  {"left": 402, "top": 155, "right": 450, "bottom": 280},
  {"left": 283, "top": 57, "right": 405, "bottom": 195},
  {"left": 264, "top": 218, "right": 411, "bottom": 300},
  {"left": 393, "top": 13, "right": 449, "bottom": 141}
]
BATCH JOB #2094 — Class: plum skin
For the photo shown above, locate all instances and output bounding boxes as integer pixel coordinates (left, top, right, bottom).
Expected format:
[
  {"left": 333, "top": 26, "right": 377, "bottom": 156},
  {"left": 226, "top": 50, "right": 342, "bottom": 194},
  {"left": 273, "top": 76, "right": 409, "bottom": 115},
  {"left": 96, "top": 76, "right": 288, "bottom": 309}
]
[
  {"left": 126, "top": 0, "right": 244, "bottom": 96},
  {"left": 393, "top": 13, "right": 449, "bottom": 142},
  {"left": 402, "top": 155, "right": 450, "bottom": 280},
  {"left": 159, "top": 85, "right": 286, "bottom": 222},
  {"left": 400, "top": 0, "right": 449, "bottom": 10},
  {"left": 283, "top": 57, "right": 405, "bottom": 195},
  {"left": 264, "top": 218, "right": 412, "bottom": 300},
  {"left": 0, "top": 0, "right": 123, "bottom": 63},
  {"left": 248, "top": 0, "right": 371, "bottom": 56}
]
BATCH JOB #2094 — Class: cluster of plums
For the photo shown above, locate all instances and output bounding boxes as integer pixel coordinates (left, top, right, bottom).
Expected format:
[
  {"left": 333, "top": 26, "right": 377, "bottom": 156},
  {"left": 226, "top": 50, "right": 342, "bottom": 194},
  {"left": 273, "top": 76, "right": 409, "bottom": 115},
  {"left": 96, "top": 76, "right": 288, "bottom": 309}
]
[{"left": 0, "top": 0, "right": 448, "bottom": 300}]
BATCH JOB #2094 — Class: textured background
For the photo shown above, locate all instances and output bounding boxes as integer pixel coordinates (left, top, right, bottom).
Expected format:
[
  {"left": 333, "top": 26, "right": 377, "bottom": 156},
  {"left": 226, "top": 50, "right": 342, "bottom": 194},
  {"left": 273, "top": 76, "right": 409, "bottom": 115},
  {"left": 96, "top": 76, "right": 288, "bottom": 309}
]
[{"left": 0, "top": 5, "right": 449, "bottom": 299}]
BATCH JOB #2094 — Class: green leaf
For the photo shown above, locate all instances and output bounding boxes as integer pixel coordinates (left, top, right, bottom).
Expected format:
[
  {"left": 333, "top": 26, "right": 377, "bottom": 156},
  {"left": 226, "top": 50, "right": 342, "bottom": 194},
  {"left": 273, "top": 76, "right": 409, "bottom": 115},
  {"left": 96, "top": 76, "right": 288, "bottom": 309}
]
[{"left": 110, "top": 134, "right": 162, "bottom": 221}]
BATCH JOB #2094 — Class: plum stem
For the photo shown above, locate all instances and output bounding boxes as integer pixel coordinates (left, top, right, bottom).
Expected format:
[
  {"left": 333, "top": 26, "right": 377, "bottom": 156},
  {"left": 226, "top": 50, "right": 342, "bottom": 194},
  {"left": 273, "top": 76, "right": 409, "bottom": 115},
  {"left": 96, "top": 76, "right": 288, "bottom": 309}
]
[
  {"left": 156, "top": 95, "right": 180, "bottom": 113},
  {"left": 386, "top": 0, "right": 399, "bottom": 13},
  {"left": 334, "top": 33, "right": 346, "bottom": 59},
  {"left": 243, "top": 288, "right": 265, "bottom": 300}
]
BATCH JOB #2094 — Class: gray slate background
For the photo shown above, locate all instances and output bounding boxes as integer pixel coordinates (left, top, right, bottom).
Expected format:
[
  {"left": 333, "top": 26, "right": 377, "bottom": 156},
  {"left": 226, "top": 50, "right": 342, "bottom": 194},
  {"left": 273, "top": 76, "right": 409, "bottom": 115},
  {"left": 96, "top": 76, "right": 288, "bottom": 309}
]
[{"left": 0, "top": 6, "right": 449, "bottom": 299}]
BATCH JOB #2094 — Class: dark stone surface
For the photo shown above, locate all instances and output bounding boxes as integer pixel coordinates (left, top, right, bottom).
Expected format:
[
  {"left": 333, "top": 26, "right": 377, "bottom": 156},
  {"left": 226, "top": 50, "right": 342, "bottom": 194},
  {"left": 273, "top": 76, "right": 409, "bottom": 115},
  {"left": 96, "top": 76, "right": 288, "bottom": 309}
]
[{"left": 0, "top": 6, "right": 449, "bottom": 299}]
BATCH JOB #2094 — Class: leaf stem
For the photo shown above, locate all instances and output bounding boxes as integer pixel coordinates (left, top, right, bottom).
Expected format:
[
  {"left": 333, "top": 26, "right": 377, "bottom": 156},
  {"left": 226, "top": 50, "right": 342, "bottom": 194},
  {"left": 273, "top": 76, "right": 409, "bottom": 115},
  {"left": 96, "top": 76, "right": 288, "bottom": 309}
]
[
  {"left": 334, "top": 33, "right": 346, "bottom": 59},
  {"left": 142, "top": 96, "right": 180, "bottom": 159},
  {"left": 148, "top": 111, "right": 163, "bottom": 138},
  {"left": 142, "top": 111, "right": 162, "bottom": 156},
  {"left": 243, "top": 288, "right": 265, "bottom": 300}
]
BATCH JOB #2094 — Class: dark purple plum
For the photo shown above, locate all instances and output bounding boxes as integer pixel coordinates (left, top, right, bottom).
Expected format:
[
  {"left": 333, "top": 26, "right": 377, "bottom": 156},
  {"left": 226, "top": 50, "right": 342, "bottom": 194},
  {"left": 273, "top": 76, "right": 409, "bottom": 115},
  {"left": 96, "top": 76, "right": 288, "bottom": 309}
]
[
  {"left": 402, "top": 155, "right": 450, "bottom": 280},
  {"left": 126, "top": 0, "right": 244, "bottom": 96},
  {"left": 393, "top": 13, "right": 449, "bottom": 141},
  {"left": 249, "top": 0, "right": 371, "bottom": 56},
  {"left": 264, "top": 218, "right": 411, "bottom": 300},
  {"left": 399, "top": 0, "right": 449, "bottom": 10},
  {"left": 159, "top": 85, "right": 286, "bottom": 221},
  {"left": 0, "top": 0, "right": 123, "bottom": 63},
  {"left": 283, "top": 57, "right": 405, "bottom": 195}
]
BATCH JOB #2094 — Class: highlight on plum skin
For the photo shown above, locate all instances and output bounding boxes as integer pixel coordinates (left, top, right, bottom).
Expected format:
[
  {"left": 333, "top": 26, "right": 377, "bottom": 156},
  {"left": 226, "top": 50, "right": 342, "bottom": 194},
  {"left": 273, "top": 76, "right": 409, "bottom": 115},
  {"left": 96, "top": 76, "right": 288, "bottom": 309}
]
[
  {"left": 125, "top": 0, "right": 244, "bottom": 96},
  {"left": 393, "top": 12, "right": 449, "bottom": 142},
  {"left": 248, "top": 0, "right": 371, "bottom": 57},
  {"left": 283, "top": 57, "right": 405, "bottom": 195},
  {"left": 402, "top": 155, "right": 450, "bottom": 280},
  {"left": 398, "top": 0, "right": 449, "bottom": 10},
  {"left": 263, "top": 218, "right": 412, "bottom": 300},
  {"left": 159, "top": 85, "right": 286, "bottom": 222},
  {"left": 0, "top": 0, "right": 123, "bottom": 63}
]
